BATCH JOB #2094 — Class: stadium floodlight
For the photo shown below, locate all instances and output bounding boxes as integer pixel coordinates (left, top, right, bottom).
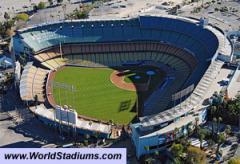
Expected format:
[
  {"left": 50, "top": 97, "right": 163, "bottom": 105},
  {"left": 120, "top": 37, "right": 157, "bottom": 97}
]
[
  {"left": 59, "top": 42, "right": 63, "bottom": 59},
  {"left": 146, "top": 70, "right": 155, "bottom": 90}
]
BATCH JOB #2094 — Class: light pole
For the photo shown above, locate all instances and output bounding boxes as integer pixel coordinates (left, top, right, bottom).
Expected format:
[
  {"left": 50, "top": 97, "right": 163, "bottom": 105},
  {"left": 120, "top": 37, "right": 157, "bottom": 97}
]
[
  {"left": 146, "top": 70, "right": 155, "bottom": 90},
  {"left": 71, "top": 23, "right": 74, "bottom": 59}
]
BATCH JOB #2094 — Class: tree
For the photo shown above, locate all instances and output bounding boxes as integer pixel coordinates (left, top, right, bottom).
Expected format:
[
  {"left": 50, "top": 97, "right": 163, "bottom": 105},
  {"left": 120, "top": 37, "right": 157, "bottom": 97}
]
[
  {"left": 207, "top": 139, "right": 215, "bottom": 149},
  {"left": 179, "top": 136, "right": 191, "bottom": 152},
  {"left": 15, "top": 13, "right": 29, "bottom": 21},
  {"left": 94, "top": 132, "right": 100, "bottom": 139},
  {"left": 171, "top": 143, "right": 184, "bottom": 159},
  {"left": 66, "top": 4, "right": 93, "bottom": 20},
  {"left": 212, "top": 117, "right": 217, "bottom": 136},
  {"left": 4, "top": 12, "right": 10, "bottom": 20},
  {"left": 144, "top": 146, "right": 150, "bottom": 152},
  {"left": 186, "top": 123, "right": 193, "bottom": 136},
  {"left": 198, "top": 131, "right": 205, "bottom": 149},
  {"left": 216, "top": 133, "right": 225, "bottom": 155},
  {"left": 34, "top": 95, "right": 38, "bottom": 107},
  {"left": 194, "top": 117, "right": 199, "bottom": 134},
  {"left": 186, "top": 146, "right": 206, "bottom": 164},
  {"left": 228, "top": 157, "right": 240, "bottom": 164},
  {"left": 57, "top": 0, "right": 64, "bottom": 4},
  {"left": 174, "top": 127, "right": 179, "bottom": 139},
  {"left": 225, "top": 125, "right": 232, "bottom": 137},
  {"left": 154, "top": 151, "right": 159, "bottom": 157},
  {"left": 210, "top": 105, "right": 217, "bottom": 120},
  {"left": 85, "top": 134, "right": 90, "bottom": 140},
  {"left": 217, "top": 117, "right": 222, "bottom": 133},
  {"left": 84, "top": 139, "right": 88, "bottom": 146},
  {"left": 0, "top": 19, "right": 15, "bottom": 37},
  {"left": 210, "top": 105, "right": 217, "bottom": 114},
  {"left": 5, "top": 28, "right": 14, "bottom": 37},
  {"left": 48, "top": 0, "right": 53, "bottom": 6},
  {"left": 145, "top": 157, "right": 156, "bottom": 164},
  {"left": 38, "top": 2, "right": 46, "bottom": 10}
]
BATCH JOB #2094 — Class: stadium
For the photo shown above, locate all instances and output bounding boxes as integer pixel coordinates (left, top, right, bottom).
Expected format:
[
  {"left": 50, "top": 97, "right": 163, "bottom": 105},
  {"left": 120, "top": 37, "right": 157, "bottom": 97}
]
[{"left": 12, "top": 15, "right": 232, "bottom": 158}]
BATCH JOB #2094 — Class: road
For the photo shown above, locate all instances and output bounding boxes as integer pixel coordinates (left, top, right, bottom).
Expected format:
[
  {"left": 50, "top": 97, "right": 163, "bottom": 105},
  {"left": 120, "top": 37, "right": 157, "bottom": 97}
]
[{"left": 0, "top": 84, "right": 64, "bottom": 148}]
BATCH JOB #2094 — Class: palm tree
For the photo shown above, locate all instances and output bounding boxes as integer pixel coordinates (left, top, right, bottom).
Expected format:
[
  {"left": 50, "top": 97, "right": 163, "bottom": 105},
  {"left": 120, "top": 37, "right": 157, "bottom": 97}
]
[
  {"left": 198, "top": 130, "right": 205, "bottom": 149},
  {"left": 186, "top": 123, "right": 193, "bottom": 137},
  {"left": 48, "top": 0, "right": 53, "bottom": 6},
  {"left": 217, "top": 117, "right": 222, "bottom": 133},
  {"left": 57, "top": 0, "right": 63, "bottom": 4},
  {"left": 84, "top": 139, "right": 88, "bottom": 146},
  {"left": 212, "top": 117, "right": 217, "bottom": 136},
  {"left": 216, "top": 133, "right": 225, "bottom": 156},
  {"left": 212, "top": 91, "right": 223, "bottom": 112},
  {"left": 4, "top": 12, "right": 10, "bottom": 20},
  {"left": 174, "top": 127, "right": 179, "bottom": 139},
  {"left": 171, "top": 143, "right": 184, "bottom": 158},
  {"left": 210, "top": 105, "right": 217, "bottom": 136},
  {"left": 224, "top": 125, "right": 231, "bottom": 137},
  {"left": 34, "top": 95, "right": 38, "bottom": 107},
  {"left": 211, "top": 105, "right": 217, "bottom": 117},
  {"left": 85, "top": 134, "right": 90, "bottom": 140},
  {"left": 154, "top": 151, "right": 159, "bottom": 158},
  {"left": 231, "top": 97, "right": 240, "bottom": 128},
  {"left": 94, "top": 132, "right": 100, "bottom": 139},
  {"left": 207, "top": 139, "right": 215, "bottom": 149},
  {"left": 144, "top": 146, "right": 150, "bottom": 158},
  {"left": 144, "top": 146, "right": 150, "bottom": 152},
  {"left": 145, "top": 157, "right": 156, "bottom": 164},
  {"left": 194, "top": 117, "right": 199, "bottom": 134}
]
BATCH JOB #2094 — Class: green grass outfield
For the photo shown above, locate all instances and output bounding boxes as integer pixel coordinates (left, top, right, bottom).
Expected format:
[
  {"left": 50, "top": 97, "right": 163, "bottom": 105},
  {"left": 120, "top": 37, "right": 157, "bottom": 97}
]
[{"left": 52, "top": 66, "right": 137, "bottom": 125}]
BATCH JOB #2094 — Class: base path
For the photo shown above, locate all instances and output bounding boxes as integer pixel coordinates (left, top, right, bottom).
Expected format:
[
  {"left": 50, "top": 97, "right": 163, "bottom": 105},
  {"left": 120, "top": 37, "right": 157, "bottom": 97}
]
[{"left": 110, "top": 70, "right": 147, "bottom": 92}]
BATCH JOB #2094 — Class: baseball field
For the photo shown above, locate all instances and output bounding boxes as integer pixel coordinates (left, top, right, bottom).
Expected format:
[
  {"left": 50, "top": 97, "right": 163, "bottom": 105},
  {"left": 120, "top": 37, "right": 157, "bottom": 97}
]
[{"left": 52, "top": 66, "right": 164, "bottom": 125}]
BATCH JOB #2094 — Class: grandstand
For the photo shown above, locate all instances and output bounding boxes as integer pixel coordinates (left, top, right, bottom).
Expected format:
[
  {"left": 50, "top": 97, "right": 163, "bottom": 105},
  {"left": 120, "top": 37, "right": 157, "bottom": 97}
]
[
  {"left": 12, "top": 15, "right": 232, "bottom": 158},
  {"left": 20, "top": 62, "right": 49, "bottom": 102}
]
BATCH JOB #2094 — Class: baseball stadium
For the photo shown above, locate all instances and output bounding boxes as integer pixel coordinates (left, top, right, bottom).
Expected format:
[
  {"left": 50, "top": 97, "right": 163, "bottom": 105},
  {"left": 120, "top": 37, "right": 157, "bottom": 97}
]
[{"left": 12, "top": 15, "right": 232, "bottom": 158}]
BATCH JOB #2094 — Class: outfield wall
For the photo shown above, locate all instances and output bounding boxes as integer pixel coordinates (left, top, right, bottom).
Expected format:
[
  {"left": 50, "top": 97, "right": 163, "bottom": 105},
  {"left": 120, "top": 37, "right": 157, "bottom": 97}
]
[{"left": 29, "top": 105, "right": 112, "bottom": 139}]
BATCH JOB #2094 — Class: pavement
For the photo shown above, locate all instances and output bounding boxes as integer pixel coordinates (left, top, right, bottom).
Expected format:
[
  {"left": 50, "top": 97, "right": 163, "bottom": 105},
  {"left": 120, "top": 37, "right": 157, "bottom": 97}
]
[
  {"left": 0, "top": 0, "right": 49, "bottom": 21},
  {"left": 89, "top": 0, "right": 184, "bottom": 19},
  {"left": 203, "top": 122, "right": 239, "bottom": 163},
  {"left": 0, "top": 0, "right": 84, "bottom": 22},
  {"left": 0, "top": 84, "right": 66, "bottom": 148},
  {"left": 1, "top": 0, "right": 238, "bottom": 34},
  {"left": 178, "top": 0, "right": 240, "bottom": 31}
]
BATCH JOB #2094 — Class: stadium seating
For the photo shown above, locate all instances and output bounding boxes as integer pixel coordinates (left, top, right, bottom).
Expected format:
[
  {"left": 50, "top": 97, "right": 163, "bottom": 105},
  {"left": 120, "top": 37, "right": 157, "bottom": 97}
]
[
  {"left": 18, "top": 16, "right": 218, "bottom": 64},
  {"left": 16, "top": 15, "right": 225, "bottom": 122},
  {"left": 42, "top": 58, "right": 68, "bottom": 70},
  {"left": 20, "top": 63, "right": 49, "bottom": 102}
]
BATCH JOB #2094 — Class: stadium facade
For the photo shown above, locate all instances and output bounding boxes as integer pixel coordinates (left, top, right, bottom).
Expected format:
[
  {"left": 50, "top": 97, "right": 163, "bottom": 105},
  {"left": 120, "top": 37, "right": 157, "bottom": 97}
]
[{"left": 12, "top": 15, "right": 232, "bottom": 158}]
